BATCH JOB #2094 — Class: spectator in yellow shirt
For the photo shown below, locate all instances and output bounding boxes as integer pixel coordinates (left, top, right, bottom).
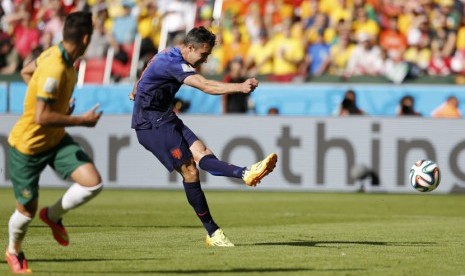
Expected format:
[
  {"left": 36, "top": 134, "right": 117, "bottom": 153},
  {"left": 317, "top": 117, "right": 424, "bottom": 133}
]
[
  {"left": 269, "top": 21, "right": 305, "bottom": 82},
  {"left": 137, "top": 1, "right": 161, "bottom": 54},
  {"left": 244, "top": 30, "right": 274, "bottom": 77},
  {"left": 222, "top": 26, "right": 249, "bottom": 68},
  {"left": 328, "top": 33, "right": 355, "bottom": 75},
  {"left": 352, "top": 7, "right": 380, "bottom": 38}
]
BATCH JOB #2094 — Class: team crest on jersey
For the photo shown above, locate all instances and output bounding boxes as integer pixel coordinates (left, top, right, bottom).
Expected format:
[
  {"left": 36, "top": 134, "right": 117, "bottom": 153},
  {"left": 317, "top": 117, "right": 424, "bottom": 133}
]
[
  {"left": 181, "top": 64, "right": 195, "bottom": 72},
  {"left": 44, "top": 77, "right": 58, "bottom": 93},
  {"left": 21, "top": 188, "right": 32, "bottom": 199},
  {"left": 171, "top": 148, "right": 182, "bottom": 160}
]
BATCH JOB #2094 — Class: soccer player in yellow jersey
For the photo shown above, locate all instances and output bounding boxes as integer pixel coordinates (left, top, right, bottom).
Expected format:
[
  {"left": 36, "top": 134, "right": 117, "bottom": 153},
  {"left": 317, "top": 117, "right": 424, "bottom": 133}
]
[{"left": 5, "top": 11, "right": 103, "bottom": 274}]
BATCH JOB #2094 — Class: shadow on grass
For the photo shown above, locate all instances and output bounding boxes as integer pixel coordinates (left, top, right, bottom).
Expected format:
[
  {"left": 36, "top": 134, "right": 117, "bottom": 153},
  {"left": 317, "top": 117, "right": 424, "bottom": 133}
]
[
  {"left": 28, "top": 258, "right": 163, "bottom": 262},
  {"left": 1, "top": 260, "right": 365, "bottom": 274},
  {"left": 253, "top": 240, "right": 437, "bottom": 247},
  {"left": 29, "top": 225, "right": 199, "bottom": 229},
  {"left": 42, "top": 267, "right": 365, "bottom": 274}
]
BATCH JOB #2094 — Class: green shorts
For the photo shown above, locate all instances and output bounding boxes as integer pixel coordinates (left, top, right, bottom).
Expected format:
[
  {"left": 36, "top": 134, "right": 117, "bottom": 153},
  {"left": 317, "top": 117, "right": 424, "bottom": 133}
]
[{"left": 9, "top": 134, "right": 93, "bottom": 205}]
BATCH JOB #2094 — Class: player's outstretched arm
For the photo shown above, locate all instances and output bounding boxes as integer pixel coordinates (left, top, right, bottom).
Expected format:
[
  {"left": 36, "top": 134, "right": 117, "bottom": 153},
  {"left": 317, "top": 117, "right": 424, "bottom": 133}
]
[
  {"left": 35, "top": 101, "right": 102, "bottom": 127},
  {"left": 184, "top": 74, "right": 259, "bottom": 95}
]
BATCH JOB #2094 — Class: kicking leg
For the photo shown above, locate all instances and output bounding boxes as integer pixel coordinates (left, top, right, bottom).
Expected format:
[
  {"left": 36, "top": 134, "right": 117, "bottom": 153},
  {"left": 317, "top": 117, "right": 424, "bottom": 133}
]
[
  {"left": 190, "top": 140, "right": 278, "bottom": 186},
  {"left": 191, "top": 140, "right": 245, "bottom": 178}
]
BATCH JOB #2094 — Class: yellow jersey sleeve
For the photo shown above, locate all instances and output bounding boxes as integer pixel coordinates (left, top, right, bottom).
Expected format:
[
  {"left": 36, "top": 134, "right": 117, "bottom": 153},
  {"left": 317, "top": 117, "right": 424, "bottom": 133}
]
[{"left": 36, "top": 53, "right": 65, "bottom": 102}]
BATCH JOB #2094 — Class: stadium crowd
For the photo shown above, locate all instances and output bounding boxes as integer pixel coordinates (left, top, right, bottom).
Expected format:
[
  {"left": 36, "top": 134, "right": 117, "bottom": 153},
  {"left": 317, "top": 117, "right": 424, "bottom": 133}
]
[{"left": 1, "top": 0, "right": 465, "bottom": 84}]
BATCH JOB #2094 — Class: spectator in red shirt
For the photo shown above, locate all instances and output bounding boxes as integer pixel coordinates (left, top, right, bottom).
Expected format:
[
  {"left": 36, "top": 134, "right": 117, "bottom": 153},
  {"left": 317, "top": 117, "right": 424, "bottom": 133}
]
[
  {"left": 12, "top": 12, "right": 41, "bottom": 62},
  {"left": 428, "top": 38, "right": 451, "bottom": 76}
]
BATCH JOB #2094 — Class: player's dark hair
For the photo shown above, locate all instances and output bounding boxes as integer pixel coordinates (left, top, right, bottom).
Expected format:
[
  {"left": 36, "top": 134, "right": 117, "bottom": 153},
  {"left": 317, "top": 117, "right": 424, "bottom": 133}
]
[
  {"left": 63, "top": 11, "right": 93, "bottom": 44},
  {"left": 183, "top": 26, "right": 216, "bottom": 48}
]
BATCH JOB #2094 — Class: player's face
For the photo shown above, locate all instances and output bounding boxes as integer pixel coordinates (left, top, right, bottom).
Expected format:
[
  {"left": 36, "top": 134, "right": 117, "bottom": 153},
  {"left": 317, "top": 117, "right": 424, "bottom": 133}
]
[{"left": 188, "top": 43, "right": 212, "bottom": 68}]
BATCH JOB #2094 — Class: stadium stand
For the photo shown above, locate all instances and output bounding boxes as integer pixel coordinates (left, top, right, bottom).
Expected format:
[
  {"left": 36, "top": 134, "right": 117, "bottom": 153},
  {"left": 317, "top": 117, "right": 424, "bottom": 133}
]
[
  {"left": 77, "top": 48, "right": 114, "bottom": 86},
  {"left": 1, "top": 0, "right": 465, "bottom": 116},
  {"left": 2, "top": 0, "right": 465, "bottom": 82}
]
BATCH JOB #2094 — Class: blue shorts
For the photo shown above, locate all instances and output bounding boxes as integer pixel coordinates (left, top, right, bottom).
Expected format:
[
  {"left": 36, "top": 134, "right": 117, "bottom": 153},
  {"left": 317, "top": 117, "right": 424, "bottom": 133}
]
[{"left": 136, "top": 117, "right": 198, "bottom": 172}]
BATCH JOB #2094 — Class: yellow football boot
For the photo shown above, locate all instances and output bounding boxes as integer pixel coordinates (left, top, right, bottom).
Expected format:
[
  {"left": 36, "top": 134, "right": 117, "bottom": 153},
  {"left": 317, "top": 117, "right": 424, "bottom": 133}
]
[
  {"left": 206, "top": 229, "right": 235, "bottom": 247},
  {"left": 243, "top": 153, "right": 278, "bottom": 186}
]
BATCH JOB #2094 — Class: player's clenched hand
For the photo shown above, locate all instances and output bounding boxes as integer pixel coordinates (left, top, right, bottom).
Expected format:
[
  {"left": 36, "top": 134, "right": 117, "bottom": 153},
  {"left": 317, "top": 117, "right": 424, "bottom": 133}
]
[
  {"left": 81, "top": 104, "right": 103, "bottom": 127},
  {"left": 128, "top": 91, "right": 136, "bottom": 101},
  {"left": 241, "top": 78, "right": 259, "bottom": 93}
]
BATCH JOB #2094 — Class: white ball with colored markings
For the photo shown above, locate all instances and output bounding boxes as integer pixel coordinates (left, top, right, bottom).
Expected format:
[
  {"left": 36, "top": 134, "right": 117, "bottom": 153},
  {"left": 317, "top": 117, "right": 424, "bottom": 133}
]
[{"left": 409, "top": 160, "right": 441, "bottom": 192}]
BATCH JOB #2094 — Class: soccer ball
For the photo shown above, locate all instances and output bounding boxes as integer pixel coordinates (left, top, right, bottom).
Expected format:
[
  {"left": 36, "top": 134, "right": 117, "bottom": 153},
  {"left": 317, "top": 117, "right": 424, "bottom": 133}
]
[{"left": 409, "top": 160, "right": 441, "bottom": 192}]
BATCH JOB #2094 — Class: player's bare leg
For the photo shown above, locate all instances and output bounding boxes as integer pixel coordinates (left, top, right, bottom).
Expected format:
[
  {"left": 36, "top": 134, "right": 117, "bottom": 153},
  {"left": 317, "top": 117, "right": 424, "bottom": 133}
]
[{"left": 40, "top": 163, "right": 103, "bottom": 246}]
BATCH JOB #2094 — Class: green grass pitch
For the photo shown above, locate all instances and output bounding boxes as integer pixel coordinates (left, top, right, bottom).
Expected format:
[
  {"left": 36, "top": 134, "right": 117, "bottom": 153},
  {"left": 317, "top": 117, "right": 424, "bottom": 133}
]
[{"left": 1, "top": 188, "right": 465, "bottom": 275}]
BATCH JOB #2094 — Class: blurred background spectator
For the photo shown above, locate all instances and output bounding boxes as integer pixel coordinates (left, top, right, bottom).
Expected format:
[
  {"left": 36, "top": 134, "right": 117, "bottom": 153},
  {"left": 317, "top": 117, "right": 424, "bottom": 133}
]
[
  {"left": 137, "top": 0, "right": 160, "bottom": 60},
  {"left": 336, "top": 89, "right": 366, "bottom": 116},
  {"left": 267, "top": 107, "right": 280, "bottom": 115},
  {"left": 222, "top": 58, "right": 249, "bottom": 114},
  {"left": 343, "top": 33, "right": 383, "bottom": 78},
  {"left": 431, "top": 95, "right": 461, "bottom": 118},
  {"left": 269, "top": 20, "right": 305, "bottom": 82},
  {"left": 244, "top": 29, "right": 273, "bottom": 78},
  {"left": 302, "top": 29, "right": 330, "bottom": 79},
  {"left": 111, "top": 0, "right": 137, "bottom": 55},
  {"left": 397, "top": 95, "right": 422, "bottom": 116},
  {"left": 172, "top": 97, "right": 191, "bottom": 114},
  {"left": 37, "top": 0, "right": 66, "bottom": 47},
  {"left": 11, "top": 11, "right": 41, "bottom": 66},
  {"left": 0, "top": 34, "right": 20, "bottom": 74},
  {"left": 327, "top": 32, "right": 354, "bottom": 76},
  {"left": 86, "top": 5, "right": 114, "bottom": 59},
  {"left": 158, "top": 0, "right": 194, "bottom": 49}
]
